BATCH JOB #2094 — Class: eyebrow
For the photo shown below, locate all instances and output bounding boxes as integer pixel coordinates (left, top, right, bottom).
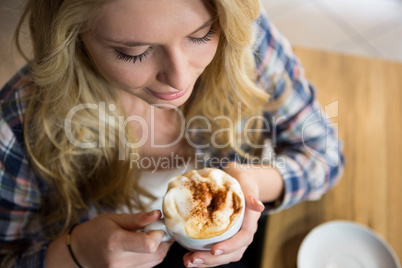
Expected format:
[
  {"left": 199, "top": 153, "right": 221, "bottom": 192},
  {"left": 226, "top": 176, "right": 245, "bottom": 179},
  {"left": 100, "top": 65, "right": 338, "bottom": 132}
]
[{"left": 107, "top": 18, "right": 215, "bottom": 47}]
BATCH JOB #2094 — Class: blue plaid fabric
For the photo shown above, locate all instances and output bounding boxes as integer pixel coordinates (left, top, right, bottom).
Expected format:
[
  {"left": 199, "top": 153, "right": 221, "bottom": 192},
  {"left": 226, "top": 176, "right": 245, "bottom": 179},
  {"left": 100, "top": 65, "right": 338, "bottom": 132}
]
[{"left": 0, "top": 12, "right": 344, "bottom": 267}]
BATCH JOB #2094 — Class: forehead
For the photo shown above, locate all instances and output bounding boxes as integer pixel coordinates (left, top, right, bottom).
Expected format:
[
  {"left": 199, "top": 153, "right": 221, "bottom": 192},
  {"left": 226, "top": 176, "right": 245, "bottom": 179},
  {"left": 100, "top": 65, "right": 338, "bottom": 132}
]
[{"left": 93, "top": 0, "right": 213, "bottom": 41}]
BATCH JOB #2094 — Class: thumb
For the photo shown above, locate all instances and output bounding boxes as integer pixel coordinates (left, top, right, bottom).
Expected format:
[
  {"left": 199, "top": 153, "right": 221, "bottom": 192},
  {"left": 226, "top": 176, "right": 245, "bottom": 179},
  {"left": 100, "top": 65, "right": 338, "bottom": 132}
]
[
  {"left": 110, "top": 210, "right": 162, "bottom": 231},
  {"left": 245, "top": 195, "right": 265, "bottom": 212}
]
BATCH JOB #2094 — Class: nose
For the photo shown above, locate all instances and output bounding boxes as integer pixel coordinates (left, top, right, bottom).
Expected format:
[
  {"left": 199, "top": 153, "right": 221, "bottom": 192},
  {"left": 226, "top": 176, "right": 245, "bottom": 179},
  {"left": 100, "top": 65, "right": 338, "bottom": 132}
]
[{"left": 156, "top": 47, "right": 190, "bottom": 91}]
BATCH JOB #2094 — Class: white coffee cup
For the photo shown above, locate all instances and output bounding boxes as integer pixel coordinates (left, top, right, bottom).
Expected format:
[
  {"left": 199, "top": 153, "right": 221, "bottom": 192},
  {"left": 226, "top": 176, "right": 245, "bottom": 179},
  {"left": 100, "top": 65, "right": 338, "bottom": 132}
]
[
  {"left": 144, "top": 168, "right": 246, "bottom": 251},
  {"left": 144, "top": 205, "right": 245, "bottom": 251}
]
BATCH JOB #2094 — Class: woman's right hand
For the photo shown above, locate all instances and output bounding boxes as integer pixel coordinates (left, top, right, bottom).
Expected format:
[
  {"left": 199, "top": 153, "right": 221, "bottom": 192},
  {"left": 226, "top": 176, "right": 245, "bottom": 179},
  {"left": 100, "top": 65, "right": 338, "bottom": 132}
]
[{"left": 46, "top": 210, "right": 173, "bottom": 268}]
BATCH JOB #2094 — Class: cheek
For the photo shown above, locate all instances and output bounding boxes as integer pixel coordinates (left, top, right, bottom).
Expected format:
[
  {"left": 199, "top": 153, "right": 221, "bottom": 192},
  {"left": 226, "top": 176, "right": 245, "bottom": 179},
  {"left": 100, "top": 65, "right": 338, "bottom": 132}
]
[{"left": 194, "top": 39, "right": 220, "bottom": 70}]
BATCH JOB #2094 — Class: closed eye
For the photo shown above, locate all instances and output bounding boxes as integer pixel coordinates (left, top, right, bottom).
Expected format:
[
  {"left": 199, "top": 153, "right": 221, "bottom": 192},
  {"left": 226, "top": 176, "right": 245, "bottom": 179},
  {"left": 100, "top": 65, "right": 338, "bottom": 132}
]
[
  {"left": 188, "top": 27, "right": 216, "bottom": 45},
  {"left": 114, "top": 49, "right": 150, "bottom": 64}
]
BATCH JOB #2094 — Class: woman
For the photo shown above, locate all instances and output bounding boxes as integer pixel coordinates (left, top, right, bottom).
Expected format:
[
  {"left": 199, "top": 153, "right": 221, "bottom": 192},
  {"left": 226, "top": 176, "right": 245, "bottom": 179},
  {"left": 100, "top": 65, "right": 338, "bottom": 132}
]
[{"left": 0, "top": 0, "right": 344, "bottom": 267}]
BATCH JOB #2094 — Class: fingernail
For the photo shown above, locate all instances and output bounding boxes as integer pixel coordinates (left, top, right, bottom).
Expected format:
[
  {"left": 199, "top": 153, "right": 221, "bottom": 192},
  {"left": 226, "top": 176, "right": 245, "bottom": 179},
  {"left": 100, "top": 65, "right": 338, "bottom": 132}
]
[
  {"left": 147, "top": 210, "right": 157, "bottom": 216},
  {"left": 214, "top": 249, "right": 224, "bottom": 256},
  {"left": 253, "top": 197, "right": 264, "bottom": 208},
  {"left": 193, "top": 259, "right": 204, "bottom": 264},
  {"left": 186, "top": 263, "right": 198, "bottom": 267}
]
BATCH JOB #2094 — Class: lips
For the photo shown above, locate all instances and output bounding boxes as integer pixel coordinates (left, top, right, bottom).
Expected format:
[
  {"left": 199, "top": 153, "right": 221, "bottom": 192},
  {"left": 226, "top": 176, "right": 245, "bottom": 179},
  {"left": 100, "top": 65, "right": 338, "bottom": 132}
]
[{"left": 146, "top": 86, "right": 190, "bottom": 101}]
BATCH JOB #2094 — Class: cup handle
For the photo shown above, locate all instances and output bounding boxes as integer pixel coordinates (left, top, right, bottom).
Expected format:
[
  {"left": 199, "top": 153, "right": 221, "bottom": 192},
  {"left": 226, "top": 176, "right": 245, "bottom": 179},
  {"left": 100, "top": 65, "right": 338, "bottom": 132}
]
[{"left": 144, "top": 219, "right": 174, "bottom": 242}]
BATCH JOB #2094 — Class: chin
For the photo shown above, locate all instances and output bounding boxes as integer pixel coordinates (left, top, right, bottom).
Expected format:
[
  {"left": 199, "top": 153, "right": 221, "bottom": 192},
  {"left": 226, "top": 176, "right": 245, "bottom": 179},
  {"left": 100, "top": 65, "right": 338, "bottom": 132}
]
[{"left": 151, "top": 98, "right": 188, "bottom": 109}]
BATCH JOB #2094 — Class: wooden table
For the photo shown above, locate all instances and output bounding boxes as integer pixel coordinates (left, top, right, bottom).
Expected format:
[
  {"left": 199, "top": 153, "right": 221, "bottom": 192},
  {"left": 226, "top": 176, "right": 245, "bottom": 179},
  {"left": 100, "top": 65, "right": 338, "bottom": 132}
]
[{"left": 261, "top": 47, "right": 402, "bottom": 267}]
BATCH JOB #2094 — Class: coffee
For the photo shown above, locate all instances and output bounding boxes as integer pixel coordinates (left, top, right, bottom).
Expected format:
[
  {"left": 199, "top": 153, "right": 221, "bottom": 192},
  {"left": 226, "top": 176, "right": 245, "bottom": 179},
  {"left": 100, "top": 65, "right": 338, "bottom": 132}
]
[{"left": 163, "top": 168, "right": 244, "bottom": 239}]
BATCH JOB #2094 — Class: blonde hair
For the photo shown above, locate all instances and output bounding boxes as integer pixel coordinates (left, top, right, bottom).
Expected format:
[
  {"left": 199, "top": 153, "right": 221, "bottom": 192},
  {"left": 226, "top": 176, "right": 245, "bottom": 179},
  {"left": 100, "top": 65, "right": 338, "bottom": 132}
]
[
  {"left": 17, "top": 0, "right": 268, "bottom": 238},
  {"left": 186, "top": 0, "right": 269, "bottom": 154}
]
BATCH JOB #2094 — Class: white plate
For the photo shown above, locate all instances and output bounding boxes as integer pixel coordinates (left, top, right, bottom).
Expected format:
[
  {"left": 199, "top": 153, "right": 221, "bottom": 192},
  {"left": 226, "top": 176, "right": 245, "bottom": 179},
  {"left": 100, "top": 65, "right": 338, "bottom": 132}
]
[{"left": 297, "top": 220, "right": 401, "bottom": 268}]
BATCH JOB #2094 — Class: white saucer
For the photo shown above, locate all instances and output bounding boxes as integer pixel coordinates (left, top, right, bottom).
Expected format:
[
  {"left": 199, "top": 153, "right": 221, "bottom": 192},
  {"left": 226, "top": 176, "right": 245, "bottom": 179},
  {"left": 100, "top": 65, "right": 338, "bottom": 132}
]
[{"left": 297, "top": 221, "right": 401, "bottom": 268}]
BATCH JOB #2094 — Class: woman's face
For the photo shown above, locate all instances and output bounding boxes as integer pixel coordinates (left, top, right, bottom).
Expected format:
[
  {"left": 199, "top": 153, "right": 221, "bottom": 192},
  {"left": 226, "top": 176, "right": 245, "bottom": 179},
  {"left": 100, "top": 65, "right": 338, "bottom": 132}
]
[{"left": 82, "top": 0, "right": 219, "bottom": 108}]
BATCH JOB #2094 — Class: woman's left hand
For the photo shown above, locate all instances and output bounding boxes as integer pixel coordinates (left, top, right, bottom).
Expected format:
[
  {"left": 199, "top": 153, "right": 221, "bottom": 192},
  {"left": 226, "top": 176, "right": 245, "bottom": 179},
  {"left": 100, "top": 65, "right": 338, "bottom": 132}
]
[{"left": 183, "top": 162, "right": 265, "bottom": 267}]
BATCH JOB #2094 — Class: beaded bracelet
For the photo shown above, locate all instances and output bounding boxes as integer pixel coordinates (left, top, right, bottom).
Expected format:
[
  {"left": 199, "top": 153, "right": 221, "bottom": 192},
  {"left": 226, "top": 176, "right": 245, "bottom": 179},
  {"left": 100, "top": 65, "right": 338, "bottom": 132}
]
[{"left": 67, "top": 223, "right": 84, "bottom": 268}]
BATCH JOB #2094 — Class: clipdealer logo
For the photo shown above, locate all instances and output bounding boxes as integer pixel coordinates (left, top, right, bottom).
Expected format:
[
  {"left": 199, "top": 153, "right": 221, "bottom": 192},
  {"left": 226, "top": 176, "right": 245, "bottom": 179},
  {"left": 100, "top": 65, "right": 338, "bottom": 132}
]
[
  {"left": 63, "top": 102, "right": 286, "bottom": 160},
  {"left": 63, "top": 100, "right": 342, "bottom": 170}
]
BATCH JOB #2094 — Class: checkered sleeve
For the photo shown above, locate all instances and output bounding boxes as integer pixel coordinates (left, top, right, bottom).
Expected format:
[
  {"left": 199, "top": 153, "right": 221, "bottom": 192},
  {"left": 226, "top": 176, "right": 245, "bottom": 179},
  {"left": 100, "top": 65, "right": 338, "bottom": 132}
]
[
  {"left": 0, "top": 68, "right": 46, "bottom": 267},
  {"left": 253, "top": 11, "right": 345, "bottom": 213}
]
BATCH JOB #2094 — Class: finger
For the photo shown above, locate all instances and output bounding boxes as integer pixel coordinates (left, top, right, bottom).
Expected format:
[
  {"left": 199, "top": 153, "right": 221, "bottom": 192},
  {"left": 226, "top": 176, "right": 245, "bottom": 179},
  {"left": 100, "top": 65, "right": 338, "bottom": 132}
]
[
  {"left": 132, "top": 241, "right": 174, "bottom": 268},
  {"left": 184, "top": 247, "right": 247, "bottom": 267},
  {"left": 209, "top": 207, "right": 261, "bottom": 255},
  {"left": 241, "top": 204, "right": 262, "bottom": 235},
  {"left": 114, "top": 228, "right": 165, "bottom": 253},
  {"left": 183, "top": 223, "right": 255, "bottom": 265},
  {"left": 109, "top": 210, "right": 162, "bottom": 231},
  {"left": 157, "top": 241, "right": 174, "bottom": 257},
  {"left": 184, "top": 252, "right": 199, "bottom": 267},
  {"left": 149, "top": 241, "right": 174, "bottom": 266},
  {"left": 245, "top": 195, "right": 265, "bottom": 212},
  {"left": 211, "top": 229, "right": 252, "bottom": 256},
  {"left": 179, "top": 199, "right": 263, "bottom": 263}
]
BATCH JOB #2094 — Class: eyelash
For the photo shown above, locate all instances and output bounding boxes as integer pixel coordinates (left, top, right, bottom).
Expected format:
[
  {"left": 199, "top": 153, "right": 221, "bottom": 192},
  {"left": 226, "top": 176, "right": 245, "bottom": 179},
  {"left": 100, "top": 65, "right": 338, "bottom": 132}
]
[
  {"left": 114, "top": 49, "right": 150, "bottom": 64},
  {"left": 114, "top": 27, "right": 216, "bottom": 64},
  {"left": 188, "top": 27, "right": 216, "bottom": 45}
]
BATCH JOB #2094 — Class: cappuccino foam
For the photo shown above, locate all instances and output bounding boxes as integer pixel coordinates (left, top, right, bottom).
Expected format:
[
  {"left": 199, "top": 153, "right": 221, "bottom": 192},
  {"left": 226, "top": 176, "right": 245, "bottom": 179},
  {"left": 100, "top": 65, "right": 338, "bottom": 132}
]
[{"left": 163, "top": 168, "right": 244, "bottom": 239}]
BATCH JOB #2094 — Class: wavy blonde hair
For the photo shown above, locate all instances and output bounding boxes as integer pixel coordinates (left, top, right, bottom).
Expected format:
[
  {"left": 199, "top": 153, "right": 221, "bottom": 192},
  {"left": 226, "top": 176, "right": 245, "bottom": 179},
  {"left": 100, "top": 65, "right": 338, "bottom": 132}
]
[
  {"left": 185, "top": 0, "right": 269, "bottom": 154},
  {"left": 16, "top": 0, "right": 268, "bottom": 237}
]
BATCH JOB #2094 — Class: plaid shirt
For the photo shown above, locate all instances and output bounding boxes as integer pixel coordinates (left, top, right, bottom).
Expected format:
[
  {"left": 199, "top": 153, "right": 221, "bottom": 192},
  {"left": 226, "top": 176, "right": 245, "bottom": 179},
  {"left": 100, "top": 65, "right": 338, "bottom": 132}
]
[{"left": 0, "top": 12, "right": 344, "bottom": 267}]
